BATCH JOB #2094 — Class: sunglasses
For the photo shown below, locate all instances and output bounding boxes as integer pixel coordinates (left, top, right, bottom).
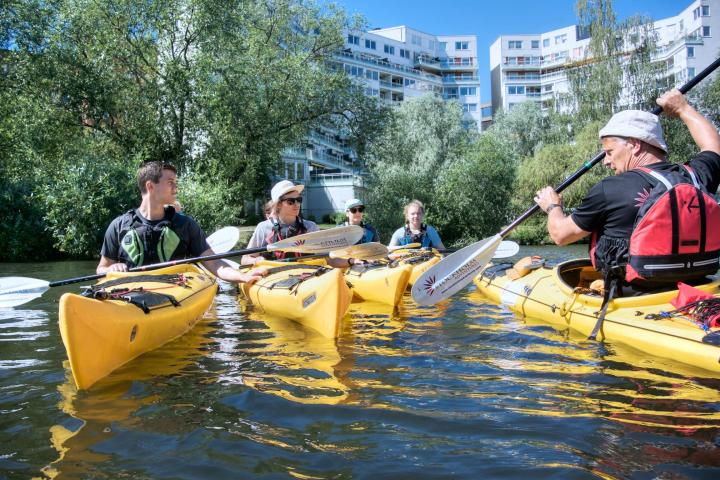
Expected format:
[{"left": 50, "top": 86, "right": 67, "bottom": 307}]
[
  {"left": 282, "top": 196, "right": 303, "bottom": 205},
  {"left": 349, "top": 206, "right": 365, "bottom": 213}
]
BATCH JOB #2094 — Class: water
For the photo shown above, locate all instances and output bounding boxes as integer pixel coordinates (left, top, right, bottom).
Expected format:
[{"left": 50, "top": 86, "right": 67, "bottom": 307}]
[{"left": 1, "top": 247, "right": 719, "bottom": 479}]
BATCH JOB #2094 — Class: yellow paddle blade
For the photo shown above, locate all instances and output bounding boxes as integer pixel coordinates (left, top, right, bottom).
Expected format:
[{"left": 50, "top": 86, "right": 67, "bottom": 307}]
[{"left": 329, "top": 242, "right": 389, "bottom": 260}]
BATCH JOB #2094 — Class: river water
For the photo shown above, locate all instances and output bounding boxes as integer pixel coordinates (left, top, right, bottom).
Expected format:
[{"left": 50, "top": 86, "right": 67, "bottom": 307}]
[{"left": 1, "top": 245, "right": 719, "bottom": 479}]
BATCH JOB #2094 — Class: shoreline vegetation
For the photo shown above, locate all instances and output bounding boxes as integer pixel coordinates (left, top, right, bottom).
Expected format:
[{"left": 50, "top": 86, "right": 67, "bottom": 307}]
[{"left": 2, "top": 0, "right": 718, "bottom": 262}]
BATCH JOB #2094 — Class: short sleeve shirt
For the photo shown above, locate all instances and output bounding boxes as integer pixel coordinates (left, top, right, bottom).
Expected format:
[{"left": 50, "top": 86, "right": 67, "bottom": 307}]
[
  {"left": 246, "top": 218, "right": 319, "bottom": 249},
  {"left": 100, "top": 210, "right": 210, "bottom": 262},
  {"left": 571, "top": 151, "right": 720, "bottom": 239}
]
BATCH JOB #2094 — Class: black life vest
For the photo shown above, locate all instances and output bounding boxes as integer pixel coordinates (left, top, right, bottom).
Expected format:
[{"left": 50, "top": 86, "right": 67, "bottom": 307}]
[
  {"left": 263, "top": 217, "right": 308, "bottom": 260},
  {"left": 118, "top": 206, "right": 186, "bottom": 268},
  {"left": 590, "top": 165, "right": 720, "bottom": 285}
]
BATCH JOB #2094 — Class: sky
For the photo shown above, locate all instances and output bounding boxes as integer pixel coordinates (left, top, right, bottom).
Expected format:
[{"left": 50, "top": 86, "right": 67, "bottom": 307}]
[{"left": 333, "top": 0, "right": 688, "bottom": 102}]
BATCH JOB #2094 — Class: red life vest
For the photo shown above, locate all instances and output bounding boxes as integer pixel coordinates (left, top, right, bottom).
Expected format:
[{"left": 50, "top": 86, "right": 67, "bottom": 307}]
[
  {"left": 625, "top": 166, "right": 720, "bottom": 283},
  {"left": 263, "top": 217, "right": 308, "bottom": 260}
]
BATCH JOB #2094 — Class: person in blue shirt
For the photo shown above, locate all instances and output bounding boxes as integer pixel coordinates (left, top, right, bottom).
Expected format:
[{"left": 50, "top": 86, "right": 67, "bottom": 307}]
[
  {"left": 341, "top": 198, "right": 380, "bottom": 244},
  {"left": 388, "top": 199, "right": 445, "bottom": 249}
]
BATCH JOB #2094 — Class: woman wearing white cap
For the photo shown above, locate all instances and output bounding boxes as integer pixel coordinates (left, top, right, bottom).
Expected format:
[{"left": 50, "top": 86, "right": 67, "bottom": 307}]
[
  {"left": 241, "top": 180, "right": 318, "bottom": 265},
  {"left": 341, "top": 198, "right": 380, "bottom": 244},
  {"left": 533, "top": 88, "right": 720, "bottom": 291},
  {"left": 388, "top": 199, "right": 445, "bottom": 250}
]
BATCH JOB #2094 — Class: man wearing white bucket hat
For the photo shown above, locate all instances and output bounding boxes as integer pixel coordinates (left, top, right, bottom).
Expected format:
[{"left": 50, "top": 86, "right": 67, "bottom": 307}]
[{"left": 533, "top": 88, "right": 720, "bottom": 290}]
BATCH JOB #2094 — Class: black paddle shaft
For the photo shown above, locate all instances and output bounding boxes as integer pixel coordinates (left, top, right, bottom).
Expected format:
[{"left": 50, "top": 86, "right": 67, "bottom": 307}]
[
  {"left": 499, "top": 55, "right": 720, "bottom": 239},
  {"left": 47, "top": 246, "right": 268, "bottom": 288}
]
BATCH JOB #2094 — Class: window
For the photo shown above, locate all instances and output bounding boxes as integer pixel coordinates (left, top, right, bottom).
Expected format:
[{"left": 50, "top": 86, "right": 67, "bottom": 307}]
[
  {"left": 463, "top": 103, "right": 477, "bottom": 112},
  {"left": 365, "top": 69, "right": 378, "bottom": 80},
  {"left": 411, "top": 35, "right": 422, "bottom": 46},
  {"left": 344, "top": 65, "right": 364, "bottom": 77},
  {"left": 703, "top": 5, "right": 710, "bottom": 16},
  {"left": 507, "top": 85, "right": 525, "bottom": 95},
  {"left": 703, "top": 26, "right": 711, "bottom": 37},
  {"left": 543, "top": 38, "right": 550, "bottom": 47},
  {"left": 384, "top": 45, "right": 395, "bottom": 55},
  {"left": 694, "top": 7, "right": 701, "bottom": 19},
  {"left": 439, "top": 42, "right": 447, "bottom": 50},
  {"left": 460, "top": 87, "right": 477, "bottom": 96},
  {"left": 531, "top": 40, "right": 539, "bottom": 48},
  {"left": 404, "top": 78, "right": 416, "bottom": 88},
  {"left": 455, "top": 41, "right": 469, "bottom": 50},
  {"left": 509, "top": 40, "right": 523, "bottom": 49},
  {"left": 347, "top": 34, "right": 359, "bottom": 46},
  {"left": 428, "top": 40, "right": 436, "bottom": 50},
  {"left": 555, "top": 34, "right": 567, "bottom": 44},
  {"left": 688, "top": 46, "right": 695, "bottom": 58},
  {"left": 365, "top": 39, "right": 376, "bottom": 50},
  {"left": 400, "top": 48, "right": 410, "bottom": 59},
  {"left": 688, "top": 67, "right": 696, "bottom": 79}
]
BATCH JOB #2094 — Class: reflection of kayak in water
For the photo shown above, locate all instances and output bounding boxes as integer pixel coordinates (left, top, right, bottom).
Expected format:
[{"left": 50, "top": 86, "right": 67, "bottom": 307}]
[
  {"left": 474, "top": 259, "right": 720, "bottom": 373},
  {"left": 59, "top": 264, "right": 218, "bottom": 390},
  {"left": 234, "top": 304, "right": 352, "bottom": 406},
  {"left": 43, "top": 317, "right": 217, "bottom": 478}
]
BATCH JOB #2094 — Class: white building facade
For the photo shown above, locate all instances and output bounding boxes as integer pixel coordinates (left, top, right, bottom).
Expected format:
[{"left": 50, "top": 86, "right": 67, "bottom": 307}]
[
  {"left": 490, "top": 0, "right": 720, "bottom": 114},
  {"left": 282, "top": 26, "right": 482, "bottom": 221}
]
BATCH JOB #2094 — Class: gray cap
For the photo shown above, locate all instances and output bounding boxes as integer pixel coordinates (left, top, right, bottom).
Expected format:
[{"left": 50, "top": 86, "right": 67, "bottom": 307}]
[
  {"left": 344, "top": 198, "right": 363, "bottom": 210},
  {"left": 599, "top": 110, "right": 667, "bottom": 152}
]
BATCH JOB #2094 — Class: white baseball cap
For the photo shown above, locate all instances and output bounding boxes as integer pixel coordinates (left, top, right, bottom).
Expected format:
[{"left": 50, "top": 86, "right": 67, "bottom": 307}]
[
  {"left": 344, "top": 198, "right": 364, "bottom": 210},
  {"left": 599, "top": 110, "right": 668, "bottom": 152},
  {"left": 271, "top": 180, "right": 304, "bottom": 203}
]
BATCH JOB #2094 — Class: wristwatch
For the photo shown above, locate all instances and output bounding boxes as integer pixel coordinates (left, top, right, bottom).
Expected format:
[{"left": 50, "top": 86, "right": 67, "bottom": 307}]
[{"left": 545, "top": 203, "right": 562, "bottom": 214}]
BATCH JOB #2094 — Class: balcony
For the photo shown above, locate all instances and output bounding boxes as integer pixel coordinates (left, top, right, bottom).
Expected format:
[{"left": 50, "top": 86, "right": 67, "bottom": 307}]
[
  {"left": 336, "top": 50, "right": 440, "bottom": 83},
  {"left": 379, "top": 80, "right": 404, "bottom": 91},
  {"left": 414, "top": 54, "right": 441, "bottom": 72},
  {"left": 442, "top": 75, "right": 479, "bottom": 83},
  {"left": 440, "top": 60, "right": 475, "bottom": 70}
]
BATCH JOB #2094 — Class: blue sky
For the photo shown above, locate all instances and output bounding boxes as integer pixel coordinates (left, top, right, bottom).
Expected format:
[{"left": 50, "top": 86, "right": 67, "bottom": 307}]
[{"left": 333, "top": 0, "right": 687, "bottom": 102}]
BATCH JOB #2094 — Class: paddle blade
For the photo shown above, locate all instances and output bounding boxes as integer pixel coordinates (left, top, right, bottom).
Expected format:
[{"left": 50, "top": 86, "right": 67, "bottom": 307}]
[
  {"left": 493, "top": 240, "right": 520, "bottom": 259},
  {"left": 411, "top": 235, "right": 502, "bottom": 305},
  {"left": 206, "top": 226, "right": 240, "bottom": 254},
  {"left": 0, "top": 277, "right": 50, "bottom": 308},
  {"left": 329, "top": 242, "right": 389, "bottom": 260},
  {"left": 268, "top": 225, "right": 364, "bottom": 254},
  {"left": 388, "top": 243, "right": 421, "bottom": 251}
]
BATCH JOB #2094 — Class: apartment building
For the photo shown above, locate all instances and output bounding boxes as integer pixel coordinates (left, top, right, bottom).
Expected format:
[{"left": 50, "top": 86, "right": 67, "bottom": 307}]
[
  {"left": 283, "top": 26, "right": 482, "bottom": 220},
  {"left": 490, "top": 0, "right": 720, "bottom": 114}
]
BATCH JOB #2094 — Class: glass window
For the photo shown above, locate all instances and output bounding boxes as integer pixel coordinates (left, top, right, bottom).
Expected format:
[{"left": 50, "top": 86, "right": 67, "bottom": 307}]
[
  {"left": 507, "top": 85, "right": 525, "bottom": 95},
  {"left": 687, "top": 46, "right": 695, "bottom": 58},
  {"left": 411, "top": 35, "right": 422, "bottom": 46},
  {"left": 439, "top": 42, "right": 447, "bottom": 50},
  {"left": 688, "top": 67, "right": 696, "bottom": 79},
  {"left": 531, "top": 40, "right": 539, "bottom": 48},
  {"left": 455, "top": 41, "right": 469, "bottom": 50},
  {"left": 384, "top": 45, "right": 395, "bottom": 55},
  {"left": 463, "top": 103, "right": 477, "bottom": 112},
  {"left": 702, "top": 5, "right": 710, "bottom": 16},
  {"left": 399, "top": 48, "right": 410, "bottom": 59},
  {"left": 543, "top": 38, "right": 550, "bottom": 47},
  {"left": 703, "top": 26, "right": 711, "bottom": 37},
  {"left": 365, "top": 39, "right": 376, "bottom": 50},
  {"left": 509, "top": 40, "right": 523, "bottom": 49},
  {"left": 347, "top": 34, "right": 359, "bottom": 45},
  {"left": 460, "top": 87, "right": 477, "bottom": 96},
  {"left": 555, "top": 34, "right": 567, "bottom": 44}
]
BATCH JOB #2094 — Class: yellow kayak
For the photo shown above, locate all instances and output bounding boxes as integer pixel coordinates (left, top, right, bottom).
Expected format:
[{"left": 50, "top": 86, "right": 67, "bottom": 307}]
[
  {"left": 345, "top": 262, "right": 412, "bottom": 306},
  {"left": 390, "top": 248, "right": 442, "bottom": 286},
  {"left": 239, "top": 261, "right": 351, "bottom": 338},
  {"left": 58, "top": 264, "right": 218, "bottom": 390},
  {"left": 474, "top": 258, "right": 720, "bottom": 373}
]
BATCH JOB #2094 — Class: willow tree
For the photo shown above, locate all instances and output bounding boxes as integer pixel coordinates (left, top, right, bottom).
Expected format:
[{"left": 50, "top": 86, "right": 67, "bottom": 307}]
[{"left": 563, "top": 0, "right": 662, "bottom": 125}]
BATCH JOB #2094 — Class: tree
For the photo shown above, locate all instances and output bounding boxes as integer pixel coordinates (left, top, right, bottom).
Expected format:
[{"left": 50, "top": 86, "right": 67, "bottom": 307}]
[{"left": 563, "top": 0, "right": 662, "bottom": 125}]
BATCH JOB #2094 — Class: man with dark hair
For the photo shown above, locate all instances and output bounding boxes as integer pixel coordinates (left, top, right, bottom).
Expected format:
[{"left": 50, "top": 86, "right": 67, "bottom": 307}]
[{"left": 97, "top": 162, "right": 265, "bottom": 284}]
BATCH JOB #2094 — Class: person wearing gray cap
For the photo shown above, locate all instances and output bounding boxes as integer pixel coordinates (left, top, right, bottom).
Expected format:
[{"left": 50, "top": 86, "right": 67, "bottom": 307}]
[
  {"left": 341, "top": 198, "right": 380, "bottom": 244},
  {"left": 533, "top": 88, "right": 720, "bottom": 291}
]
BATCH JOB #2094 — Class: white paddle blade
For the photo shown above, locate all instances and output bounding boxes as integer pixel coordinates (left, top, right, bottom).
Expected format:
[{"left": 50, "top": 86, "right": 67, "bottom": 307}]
[
  {"left": 411, "top": 235, "right": 503, "bottom": 305},
  {"left": 0, "top": 277, "right": 50, "bottom": 308},
  {"left": 268, "top": 225, "right": 364, "bottom": 254},
  {"left": 329, "top": 242, "right": 389, "bottom": 260},
  {"left": 493, "top": 240, "right": 520, "bottom": 259},
  {"left": 206, "top": 226, "right": 240, "bottom": 254}
]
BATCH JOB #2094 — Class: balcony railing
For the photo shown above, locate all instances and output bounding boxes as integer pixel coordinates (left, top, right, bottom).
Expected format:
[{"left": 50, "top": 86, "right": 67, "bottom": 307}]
[{"left": 442, "top": 76, "right": 479, "bottom": 83}]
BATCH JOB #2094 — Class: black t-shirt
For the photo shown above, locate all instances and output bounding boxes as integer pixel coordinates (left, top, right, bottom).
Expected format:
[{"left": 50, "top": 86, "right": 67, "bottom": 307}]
[
  {"left": 100, "top": 209, "right": 210, "bottom": 263},
  {"left": 571, "top": 151, "right": 720, "bottom": 239}
]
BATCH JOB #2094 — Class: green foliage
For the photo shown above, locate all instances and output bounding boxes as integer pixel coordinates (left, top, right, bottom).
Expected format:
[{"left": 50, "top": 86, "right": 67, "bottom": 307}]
[
  {"left": 0, "top": 176, "right": 56, "bottom": 261},
  {"left": 178, "top": 171, "right": 248, "bottom": 235},
  {"left": 510, "top": 122, "right": 606, "bottom": 243},
  {"left": 434, "top": 132, "right": 516, "bottom": 245},
  {"left": 39, "top": 139, "right": 137, "bottom": 257}
]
